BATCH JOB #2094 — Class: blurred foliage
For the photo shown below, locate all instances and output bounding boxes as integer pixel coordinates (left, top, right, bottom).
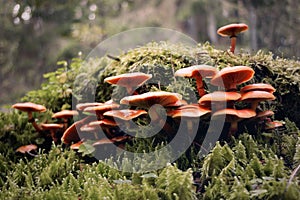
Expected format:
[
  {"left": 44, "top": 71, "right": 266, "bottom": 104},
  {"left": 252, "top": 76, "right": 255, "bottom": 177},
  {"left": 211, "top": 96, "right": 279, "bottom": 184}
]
[{"left": 1, "top": 0, "right": 300, "bottom": 105}]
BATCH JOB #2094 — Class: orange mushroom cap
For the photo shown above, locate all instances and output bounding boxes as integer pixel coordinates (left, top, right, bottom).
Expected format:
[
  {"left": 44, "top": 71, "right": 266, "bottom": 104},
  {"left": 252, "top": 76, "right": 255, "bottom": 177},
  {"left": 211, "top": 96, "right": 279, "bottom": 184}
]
[
  {"left": 198, "top": 91, "right": 241, "bottom": 107},
  {"left": 76, "top": 102, "right": 103, "bottom": 111},
  {"left": 61, "top": 122, "right": 81, "bottom": 144},
  {"left": 217, "top": 23, "right": 248, "bottom": 37},
  {"left": 210, "top": 66, "right": 254, "bottom": 91},
  {"left": 240, "top": 91, "right": 276, "bottom": 102},
  {"left": 104, "top": 72, "right": 152, "bottom": 90},
  {"left": 240, "top": 83, "right": 276, "bottom": 94},
  {"left": 80, "top": 124, "right": 99, "bottom": 132},
  {"left": 212, "top": 108, "right": 256, "bottom": 122},
  {"left": 120, "top": 91, "right": 183, "bottom": 108},
  {"left": 265, "top": 121, "right": 284, "bottom": 130},
  {"left": 12, "top": 102, "right": 46, "bottom": 113},
  {"left": 52, "top": 110, "right": 79, "bottom": 119},
  {"left": 83, "top": 104, "right": 120, "bottom": 114},
  {"left": 16, "top": 144, "right": 38, "bottom": 154},
  {"left": 70, "top": 141, "right": 84, "bottom": 150},
  {"left": 256, "top": 110, "right": 275, "bottom": 119},
  {"left": 175, "top": 65, "right": 217, "bottom": 78},
  {"left": 40, "top": 123, "right": 64, "bottom": 130},
  {"left": 89, "top": 119, "right": 118, "bottom": 127},
  {"left": 93, "top": 136, "right": 131, "bottom": 146},
  {"left": 61, "top": 116, "right": 94, "bottom": 144},
  {"left": 104, "top": 109, "right": 147, "bottom": 121},
  {"left": 167, "top": 105, "right": 211, "bottom": 118}
]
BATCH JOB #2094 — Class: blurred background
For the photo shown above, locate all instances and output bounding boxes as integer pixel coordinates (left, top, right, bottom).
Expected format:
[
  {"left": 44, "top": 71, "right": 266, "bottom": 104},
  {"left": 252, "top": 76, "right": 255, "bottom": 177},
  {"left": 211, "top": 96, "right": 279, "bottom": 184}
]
[{"left": 1, "top": 0, "right": 300, "bottom": 107}]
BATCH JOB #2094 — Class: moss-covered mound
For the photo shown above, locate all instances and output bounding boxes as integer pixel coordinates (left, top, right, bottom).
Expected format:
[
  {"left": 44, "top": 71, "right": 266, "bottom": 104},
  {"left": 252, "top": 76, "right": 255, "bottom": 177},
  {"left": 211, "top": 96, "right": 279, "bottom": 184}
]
[{"left": 1, "top": 42, "right": 300, "bottom": 199}]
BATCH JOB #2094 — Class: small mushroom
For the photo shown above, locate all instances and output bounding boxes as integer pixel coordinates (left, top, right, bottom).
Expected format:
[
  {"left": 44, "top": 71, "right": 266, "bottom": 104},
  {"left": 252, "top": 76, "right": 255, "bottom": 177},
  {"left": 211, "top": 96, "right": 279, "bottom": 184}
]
[
  {"left": 93, "top": 135, "right": 131, "bottom": 146},
  {"left": 104, "top": 109, "right": 147, "bottom": 130},
  {"left": 88, "top": 119, "right": 119, "bottom": 138},
  {"left": 52, "top": 110, "right": 79, "bottom": 129},
  {"left": 210, "top": 66, "right": 254, "bottom": 91},
  {"left": 40, "top": 123, "right": 64, "bottom": 143},
  {"left": 83, "top": 103, "right": 120, "bottom": 120},
  {"left": 104, "top": 109, "right": 147, "bottom": 121},
  {"left": 16, "top": 144, "right": 38, "bottom": 157},
  {"left": 212, "top": 108, "right": 256, "bottom": 136},
  {"left": 174, "top": 65, "right": 217, "bottom": 97},
  {"left": 256, "top": 110, "right": 274, "bottom": 120},
  {"left": 120, "top": 91, "right": 183, "bottom": 134},
  {"left": 104, "top": 72, "right": 152, "bottom": 94},
  {"left": 120, "top": 91, "right": 183, "bottom": 108},
  {"left": 12, "top": 102, "right": 47, "bottom": 132},
  {"left": 240, "top": 91, "right": 276, "bottom": 111},
  {"left": 79, "top": 124, "right": 100, "bottom": 140},
  {"left": 264, "top": 121, "right": 284, "bottom": 131},
  {"left": 167, "top": 105, "right": 211, "bottom": 136},
  {"left": 70, "top": 141, "right": 84, "bottom": 150},
  {"left": 61, "top": 116, "right": 94, "bottom": 144},
  {"left": 198, "top": 91, "right": 241, "bottom": 110},
  {"left": 240, "top": 83, "right": 276, "bottom": 94},
  {"left": 76, "top": 102, "right": 103, "bottom": 111},
  {"left": 217, "top": 23, "right": 248, "bottom": 53}
]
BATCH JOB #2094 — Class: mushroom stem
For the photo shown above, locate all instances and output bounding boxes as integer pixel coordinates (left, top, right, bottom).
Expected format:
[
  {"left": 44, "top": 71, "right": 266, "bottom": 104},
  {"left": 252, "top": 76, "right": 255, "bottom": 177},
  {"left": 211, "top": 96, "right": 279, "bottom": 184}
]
[
  {"left": 250, "top": 101, "right": 259, "bottom": 111},
  {"left": 27, "top": 111, "right": 42, "bottom": 133},
  {"left": 195, "top": 74, "right": 206, "bottom": 97},
  {"left": 49, "top": 130, "right": 58, "bottom": 144},
  {"left": 230, "top": 36, "right": 237, "bottom": 53},
  {"left": 63, "top": 119, "right": 69, "bottom": 129},
  {"left": 126, "top": 87, "right": 139, "bottom": 95},
  {"left": 149, "top": 105, "right": 174, "bottom": 135},
  {"left": 229, "top": 121, "right": 238, "bottom": 137},
  {"left": 186, "top": 120, "right": 194, "bottom": 136}
]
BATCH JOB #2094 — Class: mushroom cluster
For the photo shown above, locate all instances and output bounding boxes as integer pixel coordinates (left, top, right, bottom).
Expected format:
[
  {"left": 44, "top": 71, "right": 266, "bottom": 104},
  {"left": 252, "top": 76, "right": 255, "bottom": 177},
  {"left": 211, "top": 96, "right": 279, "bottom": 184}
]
[
  {"left": 11, "top": 64, "right": 278, "bottom": 156},
  {"left": 11, "top": 23, "right": 279, "bottom": 156}
]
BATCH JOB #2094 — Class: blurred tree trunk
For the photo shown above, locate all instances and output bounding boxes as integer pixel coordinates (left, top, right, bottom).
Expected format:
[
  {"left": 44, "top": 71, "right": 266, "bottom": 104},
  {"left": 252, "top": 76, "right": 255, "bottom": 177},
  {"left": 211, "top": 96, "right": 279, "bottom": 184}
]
[
  {"left": 206, "top": 1, "right": 218, "bottom": 44},
  {"left": 249, "top": 3, "right": 257, "bottom": 51}
]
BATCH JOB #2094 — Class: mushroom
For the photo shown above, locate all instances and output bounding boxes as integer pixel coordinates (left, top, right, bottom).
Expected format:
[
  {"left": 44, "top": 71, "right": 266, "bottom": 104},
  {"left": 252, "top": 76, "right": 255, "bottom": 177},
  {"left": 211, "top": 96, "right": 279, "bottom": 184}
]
[
  {"left": 61, "top": 116, "right": 94, "bottom": 144},
  {"left": 93, "top": 135, "right": 131, "bottom": 146},
  {"left": 103, "top": 109, "right": 147, "bottom": 131},
  {"left": 120, "top": 91, "right": 183, "bottom": 134},
  {"left": 104, "top": 72, "right": 152, "bottom": 94},
  {"left": 167, "top": 105, "right": 211, "bottom": 136},
  {"left": 83, "top": 103, "right": 120, "bottom": 120},
  {"left": 12, "top": 102, "right": 47, "bottom": 132},
  {"left": 198, "top": 91, "right": 241, "bottom": 110},
  {"left": 217, "top": 23, "right": 248, "bottom": 53},
  {"left": 70, "top": 140, "right": 84, "bottom": 150},
  {"left": 212, "top": 108, "right": 256, "bottom": 136},
  {"left": 16, "top": 144, "right": 38, "bottom": 157},
  {"left": 240, "top": 91, "right": 276, "bottom": 111},
  {"left": 174, "top": 65, "right": 217, "bottom": 97},
  {"left": 210, "top": 66, "right": 254, "bottom": 91},
  {"left": 240, "top": 83, "right": 276, "bottom": 94},
  {"left": 256, "top": 110, "right": 275, "bottom": 120},
  {"left": 264, "top": 121, "right": 284, "bottom": 131},
  {"left": 88, "top": 119, "right": 119, "bottom": 138},
  {"left": 76, "top": 102, "right": 103, "bottom": 111},
  {"left": 40, "top": 123, "right": 64, "bottom": 143},
  {"left": 52, "top": 110, "right": 79, "bottom": 129},
  {"left": 79, "top": 124, "right": 100, "bottom": 140},
  {"left": 120, "top": 91, "right": 183, "bottom": 108}
]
